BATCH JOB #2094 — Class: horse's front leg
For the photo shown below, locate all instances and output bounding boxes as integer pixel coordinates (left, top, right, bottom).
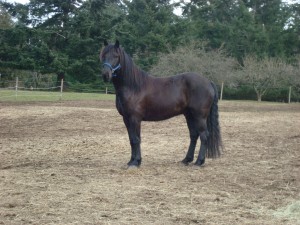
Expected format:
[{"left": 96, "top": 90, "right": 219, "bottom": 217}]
[{"left": 123, "top": 116, "right": 142, "bottom": 167}]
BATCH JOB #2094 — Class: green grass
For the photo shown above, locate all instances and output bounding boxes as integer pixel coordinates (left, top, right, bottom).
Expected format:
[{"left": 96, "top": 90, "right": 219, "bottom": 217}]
[
  {"left": 0, "top": 90, "right": 115, "bottom": 102},
  {"left": 273, "top": 201, "right": 300, "bottom": 222}
]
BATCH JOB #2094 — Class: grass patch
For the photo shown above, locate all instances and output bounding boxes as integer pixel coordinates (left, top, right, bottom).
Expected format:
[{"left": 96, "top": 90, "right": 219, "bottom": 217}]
[
  {"left": 0, "top": 90, "right": 115, "bottom": 102},
  {"left": 273, "top": 200, "right": 300, "bottom": 222}
]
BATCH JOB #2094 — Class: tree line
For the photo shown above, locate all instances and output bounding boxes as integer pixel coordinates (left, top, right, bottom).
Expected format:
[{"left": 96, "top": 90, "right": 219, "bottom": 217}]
[{"left": 0, "top": 0, "right": 299, "bottom": 101}]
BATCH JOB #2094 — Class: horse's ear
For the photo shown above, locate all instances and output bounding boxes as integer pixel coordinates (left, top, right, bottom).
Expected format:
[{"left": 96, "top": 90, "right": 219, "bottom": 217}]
[
  {"left": 104, "top": 40, "right": 108, "bottom": 46},
  {"left": 115, "top": 40, "right": 120, "bottom": 48}
]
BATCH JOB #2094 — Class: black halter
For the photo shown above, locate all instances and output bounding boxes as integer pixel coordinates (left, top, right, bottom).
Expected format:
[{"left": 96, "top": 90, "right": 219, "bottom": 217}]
[{"left": 103, "top": 62, "right": 121, "bottom": 77}]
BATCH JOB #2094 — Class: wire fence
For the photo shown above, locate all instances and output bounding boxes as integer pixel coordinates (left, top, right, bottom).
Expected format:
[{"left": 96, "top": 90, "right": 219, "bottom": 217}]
[
  {"left": 217, "top": 82, "right": 297, "bottom": 103},
  {"left": 0, "top": 79, "right": 63, "bottom": 100},
  {"left": 0, "top": 77, "right": 114, "bottom": 101},
  {"left": 0, "top": 77, "right": 298, "bottom": 103}
]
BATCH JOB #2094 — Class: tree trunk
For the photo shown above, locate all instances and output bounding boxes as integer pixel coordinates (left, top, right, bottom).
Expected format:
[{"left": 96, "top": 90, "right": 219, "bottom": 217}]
[
  {"left": 257, "top": 93, "right": 262, "bottom": 102},
  {"left": 254, "top": 87, "right": 266, "bottom": 102}
]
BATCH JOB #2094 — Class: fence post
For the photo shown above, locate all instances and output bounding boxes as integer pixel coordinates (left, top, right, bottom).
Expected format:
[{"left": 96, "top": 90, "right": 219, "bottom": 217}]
[
  {"left": 106, "top": 87, "right": 108, "bottom": 94},
  {"left": 60, "top": 79, "right": 63, "bottom": 100},
  {"left": 288, "top": 86, "right": 291, "bottom": 104},
  {"left": 220, "top": 82, "right": 224, "bottom": 101},
  {"left": 15, "top": 77, "right": 18, "bottom": 100}
]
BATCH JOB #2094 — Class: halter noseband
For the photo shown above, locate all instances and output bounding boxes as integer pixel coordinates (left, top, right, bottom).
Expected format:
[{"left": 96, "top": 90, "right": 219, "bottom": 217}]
[{"left": 103, "top": 62, "right": 121, "bottom": 77}]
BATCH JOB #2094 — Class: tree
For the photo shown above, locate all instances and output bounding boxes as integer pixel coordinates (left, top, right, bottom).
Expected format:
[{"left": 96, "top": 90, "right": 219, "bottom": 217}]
[
  {"left": 0, "top": 5, "right": 13, "bottom": 29},
  {"left": 225, "top": 2, "right": 269, "bottom": 63},
  {"left": 63, "top": 0, "right": 124, "bottom": 84},
  {"left": 284, "top": 2, "right": 300, "bottom": 58},
  {"left": 182, "top": 0, "right": 241, "bottom": 48},
  {"left": 1, "top": 0, "right": 299, "bottom": 97},
  {"left": 0, "top": 0, "right": 126, "bottom": 88},
  {"left": 120, "top": 0, "right": 177, "bottom": 70},
  {"left": 182, "top": 0, "right": 297, "bottom": 62},
  {"left": 0, "top": 1, "right": 29, "bottom": 25},
  {"left": 150, "top": 42, "right": 237, "bottom": 85},
  {"left": 27, "top": 0, "right": 83, "bottom": 28},
  {"left": 240, "top": 56, "right": 294, "bottom": 101},
  {"left": 286, "top": 56, "right": 300, "bottom": 100}
]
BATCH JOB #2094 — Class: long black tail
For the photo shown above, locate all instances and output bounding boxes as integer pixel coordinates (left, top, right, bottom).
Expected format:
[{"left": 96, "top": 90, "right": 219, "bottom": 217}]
[{"left": 207, "top": 82, "right": 223, "bottom": 158}]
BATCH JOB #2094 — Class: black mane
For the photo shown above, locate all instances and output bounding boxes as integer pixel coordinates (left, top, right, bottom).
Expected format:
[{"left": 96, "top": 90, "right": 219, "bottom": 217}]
[{"left": 118, "top": 47, "right": 148, "bottom": 92}]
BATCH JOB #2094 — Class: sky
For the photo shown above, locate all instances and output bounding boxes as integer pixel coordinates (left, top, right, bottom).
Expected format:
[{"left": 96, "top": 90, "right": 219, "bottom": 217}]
[
  {"left": 6, "top": 0, "right": 297, "bottom": 5},
  {"left": 6, "top": 0, "right": 29, "bottom": 3},
  {"left": 5, "top": 0, "right": 298, "bottom": 14}
]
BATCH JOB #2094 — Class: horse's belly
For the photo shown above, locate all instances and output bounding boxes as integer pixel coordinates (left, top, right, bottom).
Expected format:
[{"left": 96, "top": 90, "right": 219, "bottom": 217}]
[{"left": 143, "top": 103, "right": 185, "bottom": 121}]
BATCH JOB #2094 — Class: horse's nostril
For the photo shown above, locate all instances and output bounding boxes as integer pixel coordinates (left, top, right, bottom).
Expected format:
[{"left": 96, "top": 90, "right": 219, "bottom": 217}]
[
  {"left": 102, "top": 72, "right": 111, "bottom": 82},
  {"left": 103, "top": 75, "right": 108, "bottom": 82}
]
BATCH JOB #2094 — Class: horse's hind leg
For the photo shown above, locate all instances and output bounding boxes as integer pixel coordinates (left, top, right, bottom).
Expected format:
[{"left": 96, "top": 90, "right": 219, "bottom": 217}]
[
  {"left": 182, "top": 114, "right": 199, "bottom": 165},
  {"left": 184, "top": 113, "right": 209, "bottom": 166},
  {"left": 195, "top": 129, "right": 209, "bottom": 166},
  {"left": 193, "top": 117, "right": 209, "bottom": 166}
]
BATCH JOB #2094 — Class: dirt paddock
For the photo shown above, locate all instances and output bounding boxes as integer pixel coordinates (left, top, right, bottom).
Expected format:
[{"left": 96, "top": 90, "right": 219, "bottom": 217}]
[{"left": 0, "top": 100, "right": 299, "bottom": 224}]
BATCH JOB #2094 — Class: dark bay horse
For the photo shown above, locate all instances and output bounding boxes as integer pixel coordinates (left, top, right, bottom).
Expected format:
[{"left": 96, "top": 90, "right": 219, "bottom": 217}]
[{"left": 100, "top": 40, "right": 222, "bottom": 167}]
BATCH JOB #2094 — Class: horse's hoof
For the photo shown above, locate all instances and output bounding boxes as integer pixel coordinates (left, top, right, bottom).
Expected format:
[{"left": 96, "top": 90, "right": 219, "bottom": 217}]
[
  {"left": 194, "top": 159, "right": 205, "bottom": 167},
  {"left": 181, "top": 158, "right": 193, "bottom": 165},
  {"left": 127, "top": 159, "right": 134, "bottom": 166},
  {"left": 181, "top": 161, "right": 189, "bottom": 166},
  {"left": 127, "top": 159, "right": 141, "bottom": 167},
  {"left": 127, "top": 165, "right": 139, "bottom": 170}
]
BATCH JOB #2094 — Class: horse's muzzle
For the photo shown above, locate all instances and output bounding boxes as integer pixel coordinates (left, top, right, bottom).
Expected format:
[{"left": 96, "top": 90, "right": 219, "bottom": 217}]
[{"left": 102, "top": 70, "right": 112, "bottom": 82}]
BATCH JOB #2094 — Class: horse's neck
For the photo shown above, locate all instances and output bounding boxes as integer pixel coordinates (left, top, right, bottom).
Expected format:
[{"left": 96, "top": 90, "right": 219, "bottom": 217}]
[
  {"left": 112, "top": 74, "right": 132, "bottom": 94},
  {"left": 114, "top": 64, "right": 147, "bottom": 93}
]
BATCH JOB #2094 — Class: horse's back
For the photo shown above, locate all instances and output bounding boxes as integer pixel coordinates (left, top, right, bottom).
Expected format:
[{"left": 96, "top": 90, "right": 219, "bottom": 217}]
[
  {"left": 149, "top": 72, "right": 215, "bottom": 106},
  {"left": 181, "top": 72, "right": 213, "bottom": 91}
]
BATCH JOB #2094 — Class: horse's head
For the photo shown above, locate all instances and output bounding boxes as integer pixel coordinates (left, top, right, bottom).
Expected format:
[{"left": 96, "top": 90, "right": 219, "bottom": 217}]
[{"left": 100, "top": 40, "right": 122, "bottom": 82}]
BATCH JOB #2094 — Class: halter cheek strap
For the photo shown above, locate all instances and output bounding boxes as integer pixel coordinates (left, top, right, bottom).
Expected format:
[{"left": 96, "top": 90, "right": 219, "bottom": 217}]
[{"left": 103, "top": 62, "right": 121, "bottom": 77}]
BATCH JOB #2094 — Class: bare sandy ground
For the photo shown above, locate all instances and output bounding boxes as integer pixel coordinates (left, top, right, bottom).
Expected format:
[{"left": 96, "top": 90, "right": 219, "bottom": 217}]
[{"left": 0, "top": 100, "right": 299, "bottom": 224}]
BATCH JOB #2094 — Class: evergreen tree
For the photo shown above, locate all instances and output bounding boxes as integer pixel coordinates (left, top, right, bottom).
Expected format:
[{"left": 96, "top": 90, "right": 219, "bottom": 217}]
[
  {"left": 0, "top": 5, "right": 13, "bottom": 29},
  {"left": 183, "top": 0, "right": 297, "bottom": 61},
  {"left": 1, "top": 0, "right": 299, "bottom": 95},
  {"left": 119, "top": 0, "right": 177, "bottom": 70}
]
